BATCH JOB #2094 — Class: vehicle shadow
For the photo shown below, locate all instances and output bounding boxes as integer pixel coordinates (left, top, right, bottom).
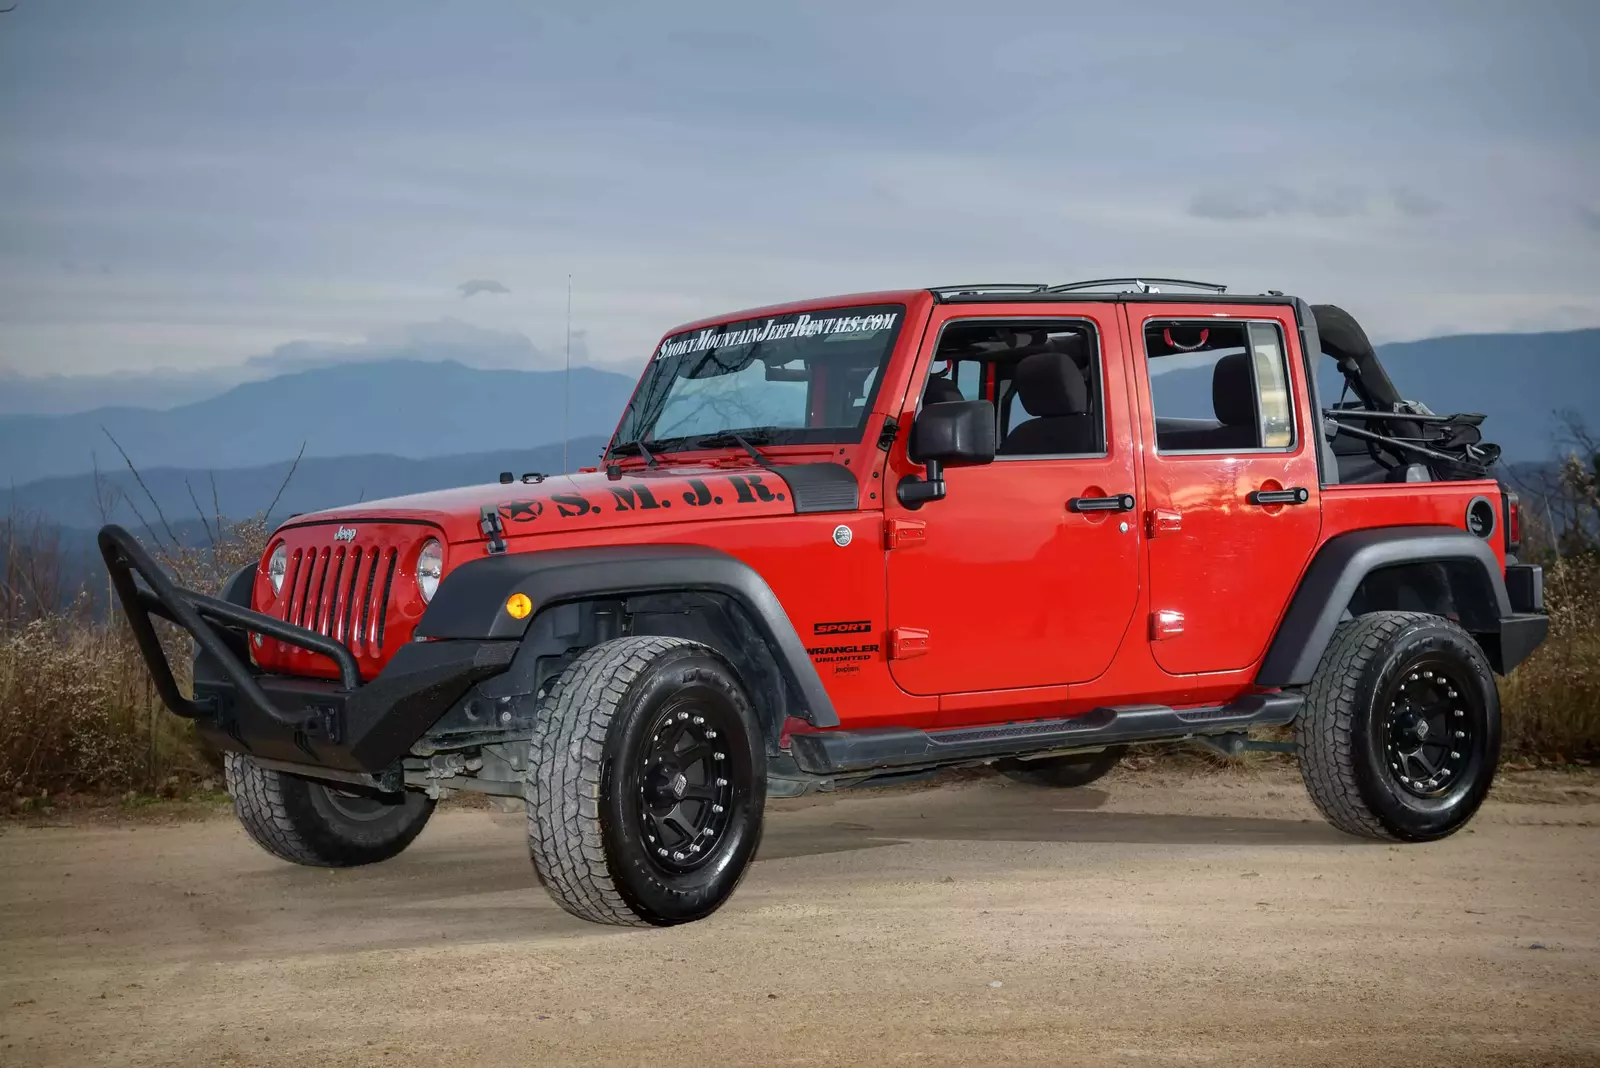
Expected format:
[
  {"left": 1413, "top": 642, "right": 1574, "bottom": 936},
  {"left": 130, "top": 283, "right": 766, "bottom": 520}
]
[{"left": 202, "top": 783, "right": 1355, "bottom": 953}]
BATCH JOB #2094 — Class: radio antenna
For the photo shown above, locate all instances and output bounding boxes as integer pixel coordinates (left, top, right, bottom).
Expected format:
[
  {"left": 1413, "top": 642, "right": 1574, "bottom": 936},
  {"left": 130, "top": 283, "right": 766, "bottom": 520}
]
[{"left": 562, "top": 274, "right": 572, "bottom": 471}]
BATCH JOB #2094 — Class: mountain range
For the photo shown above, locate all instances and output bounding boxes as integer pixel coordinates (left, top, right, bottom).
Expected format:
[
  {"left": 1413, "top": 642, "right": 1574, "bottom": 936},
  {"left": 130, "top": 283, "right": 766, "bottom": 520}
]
[
  {"left": 0, "top": 327, "right": 1594, "bottom": 536},
  {"left": 0, "top": 360, "right": 637, "bottom": 487}
]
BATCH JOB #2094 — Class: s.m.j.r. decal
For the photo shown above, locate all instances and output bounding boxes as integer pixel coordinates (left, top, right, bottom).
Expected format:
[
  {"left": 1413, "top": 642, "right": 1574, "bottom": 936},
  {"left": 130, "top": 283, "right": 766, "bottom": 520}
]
[
  {"left": 497, "top": 471, "right": 793, "bottom": 529},
  {"left": 814, "top": 620, "right": 872, "bottom": 636}
]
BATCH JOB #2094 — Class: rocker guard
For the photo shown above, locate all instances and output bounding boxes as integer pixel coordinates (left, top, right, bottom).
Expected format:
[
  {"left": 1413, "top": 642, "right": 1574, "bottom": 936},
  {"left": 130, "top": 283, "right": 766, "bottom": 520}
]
[{"left": 99, "top": 524, "right": 517, "bottom": 773}]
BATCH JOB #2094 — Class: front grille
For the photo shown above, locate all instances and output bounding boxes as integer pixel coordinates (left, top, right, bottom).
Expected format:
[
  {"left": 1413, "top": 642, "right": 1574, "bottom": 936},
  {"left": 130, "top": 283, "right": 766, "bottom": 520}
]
[
  {"left": 280, "top": 544, "right": 399, "bottom": 656},
  {"left": 256, "top": 522, "right": 429, "bottom": 681}
]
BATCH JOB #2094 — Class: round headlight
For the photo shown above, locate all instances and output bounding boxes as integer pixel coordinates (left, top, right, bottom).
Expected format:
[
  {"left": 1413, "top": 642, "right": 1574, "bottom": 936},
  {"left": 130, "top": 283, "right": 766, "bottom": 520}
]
[
  {"left": 417, "top": 539, "right": 444, "bottom": 603},
  {"left": 267, "top": 543, "right": 288, "bottom": 596}
]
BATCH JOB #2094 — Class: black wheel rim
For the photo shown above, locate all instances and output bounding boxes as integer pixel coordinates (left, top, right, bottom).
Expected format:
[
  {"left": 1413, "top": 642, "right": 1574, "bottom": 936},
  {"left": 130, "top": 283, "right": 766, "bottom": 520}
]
[
  {"left": 1382, "top": 658, "right": 1481, "bottom": 799},
  {"left": 636, "top": 697, "right": 736, "bottom": 873}
]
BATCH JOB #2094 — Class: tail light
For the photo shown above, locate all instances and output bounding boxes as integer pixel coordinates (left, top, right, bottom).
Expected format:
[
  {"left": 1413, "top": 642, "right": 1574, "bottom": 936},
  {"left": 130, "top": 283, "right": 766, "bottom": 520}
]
[{"left": 1501, "top": 487, "right": 1521, "bottom": 555}]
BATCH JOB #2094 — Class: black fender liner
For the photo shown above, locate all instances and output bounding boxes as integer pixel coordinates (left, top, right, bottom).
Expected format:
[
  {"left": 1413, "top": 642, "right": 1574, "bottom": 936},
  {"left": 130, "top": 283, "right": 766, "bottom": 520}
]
[
  {"left": 416, "top": 544, "right": 839, "bottom": 727},
  {"left": 1257, "top": 525, "right": 1534, "bottom": 686}
]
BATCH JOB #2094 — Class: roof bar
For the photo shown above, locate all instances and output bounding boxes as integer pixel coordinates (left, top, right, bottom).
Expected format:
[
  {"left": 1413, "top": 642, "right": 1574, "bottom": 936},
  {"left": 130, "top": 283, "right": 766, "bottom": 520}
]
[
  {"left": 1045, "top": 277, "right": 1228, "bottom": 294},
  {"left": 929, "top": 283, "right": 1050, "bottom": 298}
]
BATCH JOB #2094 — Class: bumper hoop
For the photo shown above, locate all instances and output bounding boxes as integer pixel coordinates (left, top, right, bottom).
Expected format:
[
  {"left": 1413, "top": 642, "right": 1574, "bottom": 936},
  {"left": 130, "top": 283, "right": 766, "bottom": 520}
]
[{"left": 98, "top": 524, "right": 362, "bottom": 728}]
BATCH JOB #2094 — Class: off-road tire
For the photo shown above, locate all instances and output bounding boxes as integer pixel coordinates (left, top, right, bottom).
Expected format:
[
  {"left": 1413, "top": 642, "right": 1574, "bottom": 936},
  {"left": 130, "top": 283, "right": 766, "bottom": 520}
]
[
  {"left": 997, "top": 745, "right": 1127, "bottom": 788},
  {"left": 527, "top": 636, "right": 766, "bottom": 927},
  {"left": 1296, "top": 611, "right": 1500, "bottom": 842},
  {"left": 222, "top": 752, "right": 436, "bottom": 866}
]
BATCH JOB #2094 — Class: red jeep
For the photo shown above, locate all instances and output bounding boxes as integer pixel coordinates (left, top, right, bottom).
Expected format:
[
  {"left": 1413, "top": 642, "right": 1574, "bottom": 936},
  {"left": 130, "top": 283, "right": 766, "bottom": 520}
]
[{"left": 103, "top": 278, "right": 1549, "bottom": 927}]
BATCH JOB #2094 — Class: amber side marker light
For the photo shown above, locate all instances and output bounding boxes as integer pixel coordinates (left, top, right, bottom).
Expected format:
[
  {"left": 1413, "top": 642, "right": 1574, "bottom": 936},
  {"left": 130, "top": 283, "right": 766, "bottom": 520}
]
[{"left": 506, "top": 593, "right": 533, "bottom": 620}]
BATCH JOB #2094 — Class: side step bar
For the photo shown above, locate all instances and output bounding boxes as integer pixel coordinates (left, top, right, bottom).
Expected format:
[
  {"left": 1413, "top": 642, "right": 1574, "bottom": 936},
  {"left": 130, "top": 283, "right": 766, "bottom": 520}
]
[{"left": 788, "top": 693, "right": 1303, "bottom": 776}]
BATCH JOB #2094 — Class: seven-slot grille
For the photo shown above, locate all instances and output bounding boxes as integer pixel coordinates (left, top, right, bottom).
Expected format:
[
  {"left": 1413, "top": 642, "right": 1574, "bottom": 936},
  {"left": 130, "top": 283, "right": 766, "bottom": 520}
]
[{"left": 277, "top": 539, "right": 400, "bottom": 658}]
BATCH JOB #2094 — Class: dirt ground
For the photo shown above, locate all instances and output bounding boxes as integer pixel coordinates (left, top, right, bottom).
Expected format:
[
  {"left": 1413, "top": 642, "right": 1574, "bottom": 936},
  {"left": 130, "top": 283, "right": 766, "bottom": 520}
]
[{"left": 2, "top": 765, "right": 1597, "bottom": 1068}]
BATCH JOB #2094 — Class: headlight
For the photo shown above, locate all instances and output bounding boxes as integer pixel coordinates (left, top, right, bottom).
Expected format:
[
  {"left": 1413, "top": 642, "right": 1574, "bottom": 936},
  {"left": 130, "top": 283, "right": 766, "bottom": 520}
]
[
  {"left": 416, "top": 539, "right": 444, "bottom": 603},
  {"left": 267, "top": 543, "right": 288, "bottom": 596}
]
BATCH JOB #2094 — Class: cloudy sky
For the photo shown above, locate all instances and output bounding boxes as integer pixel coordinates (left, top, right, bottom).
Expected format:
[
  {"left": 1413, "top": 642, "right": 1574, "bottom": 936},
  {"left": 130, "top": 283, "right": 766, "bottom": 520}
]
[{"left": 1, "top": 0, "right": 1597, "bottom": 380}]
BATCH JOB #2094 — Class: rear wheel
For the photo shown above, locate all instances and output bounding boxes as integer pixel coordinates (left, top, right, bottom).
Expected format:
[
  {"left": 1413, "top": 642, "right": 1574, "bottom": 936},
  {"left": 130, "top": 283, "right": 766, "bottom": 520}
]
[
  {"left": 1296, "top": 611, "right": 1500, "bottom": 842},
  {"left": 223, "top": 752, "right": 435, "bottom": 866},
  {"left": 526, "top": 636, "right": 766, "bottom": 927},
  {"left": 997, "top": 746, "right": 1126, "bottom": 788}
]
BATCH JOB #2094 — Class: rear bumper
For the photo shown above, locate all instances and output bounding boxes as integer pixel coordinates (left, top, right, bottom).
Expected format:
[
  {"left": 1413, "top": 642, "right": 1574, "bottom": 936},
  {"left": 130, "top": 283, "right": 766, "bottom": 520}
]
[{"left": 100, "top": 523, "right": 517, "bottom": 774}]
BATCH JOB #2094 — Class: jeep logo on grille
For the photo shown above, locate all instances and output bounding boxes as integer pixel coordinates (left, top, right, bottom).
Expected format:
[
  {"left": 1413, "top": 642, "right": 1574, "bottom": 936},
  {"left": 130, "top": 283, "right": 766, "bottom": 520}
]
[{"left": 333, "top": 526, "right": 357, "bottom": 542}]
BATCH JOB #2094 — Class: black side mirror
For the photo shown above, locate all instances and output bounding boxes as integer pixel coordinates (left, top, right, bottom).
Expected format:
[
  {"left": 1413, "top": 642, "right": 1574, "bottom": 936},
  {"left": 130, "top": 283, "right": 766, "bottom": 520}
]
[{"left": 899, "top": 400, "right": 996, "bottom": 508}]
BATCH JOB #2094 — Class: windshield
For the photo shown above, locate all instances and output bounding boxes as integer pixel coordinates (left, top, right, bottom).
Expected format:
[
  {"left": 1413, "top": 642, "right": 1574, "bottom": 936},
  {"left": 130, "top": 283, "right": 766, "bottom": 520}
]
[{"left": 611, "top": 303, "right": 905, "bottom": 450}]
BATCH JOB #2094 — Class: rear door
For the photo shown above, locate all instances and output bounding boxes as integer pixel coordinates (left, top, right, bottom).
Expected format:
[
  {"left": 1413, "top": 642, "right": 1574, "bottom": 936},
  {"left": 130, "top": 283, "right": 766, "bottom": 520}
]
[
  {"left": 884, "top": 302, "right": 1141, "bottom": 696},
  {"left": 1128, "top": 303, "right": 1322, "bottom": 675}
]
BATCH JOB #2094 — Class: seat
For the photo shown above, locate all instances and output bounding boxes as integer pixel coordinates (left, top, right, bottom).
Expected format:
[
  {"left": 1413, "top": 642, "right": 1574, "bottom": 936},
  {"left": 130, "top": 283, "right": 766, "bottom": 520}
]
[
  {"left": 1152, "top": 352, "right": 1258, "bottom": 451},
  {"left": 997, "top": 350, "right": 1097, "bottom": 456}
]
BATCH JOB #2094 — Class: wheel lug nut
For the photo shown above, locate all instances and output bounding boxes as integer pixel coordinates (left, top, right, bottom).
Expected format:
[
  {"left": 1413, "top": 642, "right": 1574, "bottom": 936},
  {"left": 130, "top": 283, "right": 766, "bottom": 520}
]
[
  {"left": 673, "top": 851, "right": 685, "bottom": 861},
  {"left": 657, "top": 848, "right": 668, "bottom": 857},
  {"left": 712, "top": 803, "right": 724, "bottom": 813},
  {"left": 714, "top": 752, "right": 725, "bottom": 760},
  {"left": 1454, "top": 731, "right": 1465, "bottom": 739},
  {"left": 1450, "top": 751, "right": 1460, "bottom": 759},
  {"left": 678, "top": 711, "right": 688, "bottom": 720},
  {"left": 1453, "top": 710, "right": 1464, "bottom": 717},
  {"left": 716, "top": 778, "right": 728, "bottom": 787},
  {"left": 706, "top": 729, "right": 717, "bottom": 739}
]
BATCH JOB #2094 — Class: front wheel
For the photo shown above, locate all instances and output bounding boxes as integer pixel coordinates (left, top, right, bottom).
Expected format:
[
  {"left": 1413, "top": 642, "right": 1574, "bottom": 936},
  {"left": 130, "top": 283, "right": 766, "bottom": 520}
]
[
  {"left": 1296, "top": 611, "right": 1501, "bottom": 842},
  {"left": 526, "top": 636, "right": 766, "bottom": 926},
  {"left": 223, "top": 753, "right": 436, "bottom": 866}
]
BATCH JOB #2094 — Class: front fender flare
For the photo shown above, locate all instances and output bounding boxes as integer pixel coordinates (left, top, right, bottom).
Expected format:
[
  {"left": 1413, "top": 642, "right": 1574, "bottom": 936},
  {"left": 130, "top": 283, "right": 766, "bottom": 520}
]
[
  {"left": 1257, "top": 525, "right": 1513, "bottom": 687},
  {"left": 417, "top": 544, "right": 839, "bottom": 727}
]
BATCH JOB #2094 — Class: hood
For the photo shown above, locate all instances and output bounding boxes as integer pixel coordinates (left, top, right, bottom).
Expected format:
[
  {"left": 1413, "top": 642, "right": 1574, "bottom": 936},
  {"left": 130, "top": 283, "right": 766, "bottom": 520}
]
[{"left": 286, "top": 462, "right": 845, "bottom": 544}]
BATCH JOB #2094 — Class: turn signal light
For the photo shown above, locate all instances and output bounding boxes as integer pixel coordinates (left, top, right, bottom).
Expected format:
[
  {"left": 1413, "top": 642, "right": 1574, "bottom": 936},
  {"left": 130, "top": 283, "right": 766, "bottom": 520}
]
[{"left": 505, "top": 593, "right": 533, "bottom": 620}]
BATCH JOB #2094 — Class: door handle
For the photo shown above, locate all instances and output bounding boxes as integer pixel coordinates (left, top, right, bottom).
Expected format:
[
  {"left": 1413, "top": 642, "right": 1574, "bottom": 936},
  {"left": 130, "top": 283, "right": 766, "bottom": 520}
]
[
  {"left": 1247, "top": 486, "right": 1311, "bottom": 506},
  {"left": 1068, "top": 493, "right": 1136, "bottom": 514}
]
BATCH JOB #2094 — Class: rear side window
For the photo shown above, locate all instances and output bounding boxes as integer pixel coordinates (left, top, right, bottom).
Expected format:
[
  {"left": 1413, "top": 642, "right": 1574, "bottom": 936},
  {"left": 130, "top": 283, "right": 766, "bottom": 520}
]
[{"left": 1144, "top": 321, "right": 1295, "bottom": 453}]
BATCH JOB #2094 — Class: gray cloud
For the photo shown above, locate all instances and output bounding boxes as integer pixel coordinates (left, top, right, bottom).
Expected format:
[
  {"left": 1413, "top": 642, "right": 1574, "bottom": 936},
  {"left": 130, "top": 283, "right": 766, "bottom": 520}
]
[
  {"left": 458, "top": 278, "right": 511, "bottom": 298},
  {"left": 1392, "top": 186, "right": 1442, "bottom": 218},
  {"left": 1188, "top": 185, "right": 1369, "bottom": 221},
  {"left": 1580, "top": 204, "right": 1600, "bottom": 232},
  {"left": 244, "top": 318, "right": 547, "bottom": 374}
]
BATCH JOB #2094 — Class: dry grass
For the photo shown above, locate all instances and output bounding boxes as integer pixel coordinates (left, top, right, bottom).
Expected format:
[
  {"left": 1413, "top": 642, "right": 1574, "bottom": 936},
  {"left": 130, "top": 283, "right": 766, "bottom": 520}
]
[
  {"left": 1, "top": 517, "right": 266, "bottom": 806},
  {"left": 1499, "top": 553, "right": 1600, "bottom": 761}
]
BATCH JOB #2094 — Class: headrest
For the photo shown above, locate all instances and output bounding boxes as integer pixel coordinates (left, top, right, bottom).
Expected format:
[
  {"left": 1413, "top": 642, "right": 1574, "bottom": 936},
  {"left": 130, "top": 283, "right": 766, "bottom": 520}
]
[
  {"left": 1212, "top": 352, "right": 1255, "bottom": 427},
  {"left": 1013, "top": 350, "right": 1088, "bottom": 417},
  {"left": 922, "top": 376, "right": 964, "bottom": 406}
]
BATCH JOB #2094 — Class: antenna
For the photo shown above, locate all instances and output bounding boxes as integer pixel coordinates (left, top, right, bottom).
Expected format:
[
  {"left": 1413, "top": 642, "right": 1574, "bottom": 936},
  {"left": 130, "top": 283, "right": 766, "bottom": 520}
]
[{"left": 562, "top": 274, "right": 572, "bottom": 472}]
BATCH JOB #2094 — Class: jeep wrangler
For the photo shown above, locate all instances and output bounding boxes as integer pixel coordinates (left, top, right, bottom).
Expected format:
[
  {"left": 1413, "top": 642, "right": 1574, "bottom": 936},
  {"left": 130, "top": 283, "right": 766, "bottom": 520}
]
[{"left": 102, "top": 277, "right": 1549, "bottom": 927}]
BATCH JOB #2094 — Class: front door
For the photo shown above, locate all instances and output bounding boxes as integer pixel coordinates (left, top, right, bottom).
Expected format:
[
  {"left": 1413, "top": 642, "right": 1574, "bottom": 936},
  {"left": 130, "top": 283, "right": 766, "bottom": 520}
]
[
  {"left": 1129, "top": 304, "right": 1323, "bottom": 675},
  {"left": 884, "top": 305, "right": 1141, "bottom": 697}
]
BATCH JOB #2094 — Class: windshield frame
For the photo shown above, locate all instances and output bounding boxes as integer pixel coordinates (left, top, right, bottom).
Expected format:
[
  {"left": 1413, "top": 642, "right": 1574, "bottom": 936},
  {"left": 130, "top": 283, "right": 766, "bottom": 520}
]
[{"left": 609, "top": 302, "right": 907, "bottom": 455}]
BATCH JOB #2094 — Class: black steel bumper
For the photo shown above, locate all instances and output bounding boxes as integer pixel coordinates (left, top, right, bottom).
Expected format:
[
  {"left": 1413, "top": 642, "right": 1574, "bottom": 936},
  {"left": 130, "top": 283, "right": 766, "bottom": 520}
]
[{"left": 99, "top": 524, "right": 517, "bottom": 773}]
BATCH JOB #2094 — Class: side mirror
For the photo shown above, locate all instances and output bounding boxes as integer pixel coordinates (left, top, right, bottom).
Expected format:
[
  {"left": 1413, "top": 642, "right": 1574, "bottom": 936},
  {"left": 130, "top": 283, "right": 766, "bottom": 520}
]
[{"left": 899, "top": 400, "right": 996, "bottom": 508}]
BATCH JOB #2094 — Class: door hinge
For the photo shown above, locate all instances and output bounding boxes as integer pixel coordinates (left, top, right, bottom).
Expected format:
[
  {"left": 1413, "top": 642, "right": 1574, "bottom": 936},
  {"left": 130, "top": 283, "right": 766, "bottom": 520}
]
[
  {"left": 889, "top": 627, "right": 930, "bottom": 659},
  {"left": 1149, "top": 609, "right": 1185, "bottom": 640},
  {"left": 1146, "top": 508, "right": 1182, "bottom": 537},
  {"left": 884, "top": 517, "right": 926, "bottom": 549}
]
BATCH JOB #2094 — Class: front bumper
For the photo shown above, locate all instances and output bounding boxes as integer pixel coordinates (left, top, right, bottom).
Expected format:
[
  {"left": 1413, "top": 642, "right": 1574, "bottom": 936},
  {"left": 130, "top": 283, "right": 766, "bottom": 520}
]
[{"left": 100, "top": 524, "right": 517, "bottom": 773}]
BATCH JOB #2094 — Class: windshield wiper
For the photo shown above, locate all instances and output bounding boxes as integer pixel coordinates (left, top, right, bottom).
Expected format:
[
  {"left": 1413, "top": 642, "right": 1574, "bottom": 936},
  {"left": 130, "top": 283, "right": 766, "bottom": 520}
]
[
  {"left": 694, "top": 430, "right": 775, "bottom": 468},
  {"left": 608, "top": 439, "right": 660, "bottom": 467}
]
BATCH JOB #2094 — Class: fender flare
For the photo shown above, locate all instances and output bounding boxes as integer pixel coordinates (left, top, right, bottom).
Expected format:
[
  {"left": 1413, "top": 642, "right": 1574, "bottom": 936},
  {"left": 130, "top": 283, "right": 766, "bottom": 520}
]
[
  {"left": 1257, "top": 525, "right": 1512, "bottom": 687},
  {"left": 416, "top": 544, "right": 839, "bottom": 727}
]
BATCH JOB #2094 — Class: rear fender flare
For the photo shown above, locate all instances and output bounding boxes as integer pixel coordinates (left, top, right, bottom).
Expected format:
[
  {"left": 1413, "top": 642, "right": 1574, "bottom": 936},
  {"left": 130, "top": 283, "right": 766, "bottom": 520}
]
[
  {"left": 417, "top": 545, "right": 839, "bottom": 729},
  {"left": 1258, "top": 526, "right": 1512, "bottom": 686}
]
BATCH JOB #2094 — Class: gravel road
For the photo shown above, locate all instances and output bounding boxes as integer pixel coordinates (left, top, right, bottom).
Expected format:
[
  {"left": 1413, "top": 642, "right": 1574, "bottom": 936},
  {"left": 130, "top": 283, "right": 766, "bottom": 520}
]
[{"left": 2, "top": 766, "right": 1597, "bottom": 1067}]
